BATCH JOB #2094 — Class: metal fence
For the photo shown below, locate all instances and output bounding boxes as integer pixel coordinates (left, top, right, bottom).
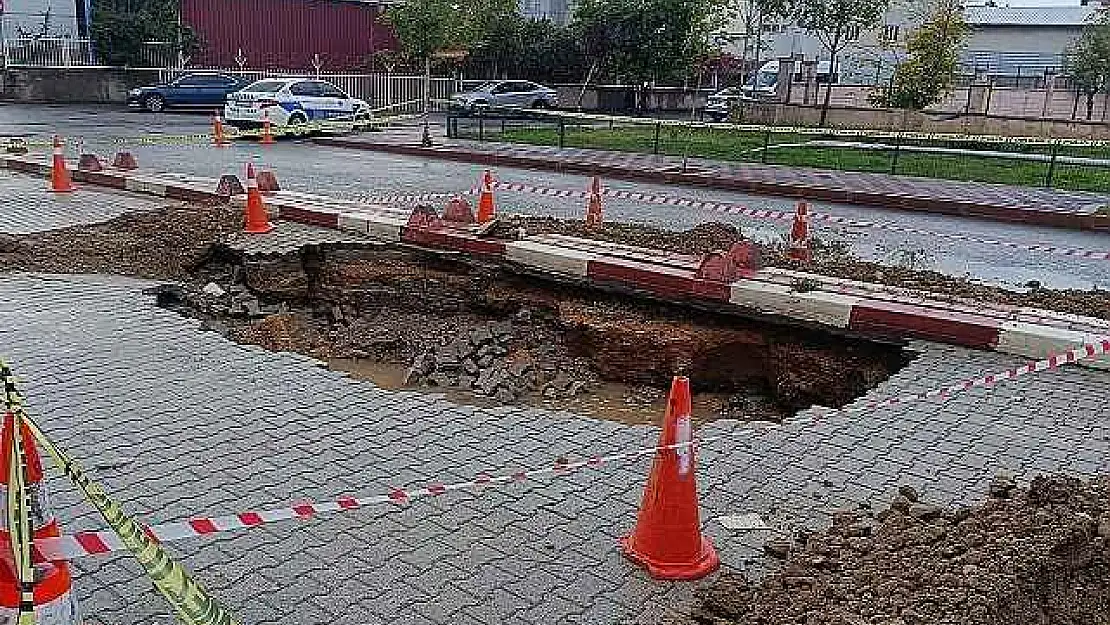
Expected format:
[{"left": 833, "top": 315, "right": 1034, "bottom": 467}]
[
  {"left": 447, "top": 111, "right": 1110, "bottom": 193},
  {"left": 1, "top": 38, "right": 179, "bottom": 69}
]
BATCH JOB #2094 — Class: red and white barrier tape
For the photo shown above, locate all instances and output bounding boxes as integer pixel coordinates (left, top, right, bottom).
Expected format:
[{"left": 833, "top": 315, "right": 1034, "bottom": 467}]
[
  {"left": 35, "top": 337, "right": 1110, "bottom": 561},
  {"left": 358, "top": 182, "right": 1110, "bottom": 262}
]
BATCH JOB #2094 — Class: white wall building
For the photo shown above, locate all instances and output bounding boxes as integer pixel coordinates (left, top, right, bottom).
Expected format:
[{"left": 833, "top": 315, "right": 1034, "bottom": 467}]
[
  {"left": 722, "top": 2, "right": 1101, "bottom": 85},
  {"left": 519, "top": 0, "right": 573, "bottom": 24},
  {"left": 1, "top": 0, "right": 82, "bottom": 39}
]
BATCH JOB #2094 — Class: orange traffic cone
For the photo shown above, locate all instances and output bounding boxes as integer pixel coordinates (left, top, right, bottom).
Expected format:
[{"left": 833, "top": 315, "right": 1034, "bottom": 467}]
[
  {"left": 260, "top": 112, "right": 276, "bottom": 146},
  {"left": 244, "top": 162, "right": 274, "bottom": 234},
  {"left": 476, "top": 169, "right": 496, "bottom": 223},
  {"left": 213, "top": 111, "right": 229, "bottom": 147},
  {"left": 621, "top": 376, "right": 719, "bottom": 580},
  {"left": 48, "top": 136, "right": 75, "bottom": 193},
  {"left": 787, "top": 200, "right": 811, "bottom": 262},
  {"left": 585, "top": 176, "right": 603, "bottom": 229},
  {"left": 0, "top": 411, "right": 80, "bottom": 622}
]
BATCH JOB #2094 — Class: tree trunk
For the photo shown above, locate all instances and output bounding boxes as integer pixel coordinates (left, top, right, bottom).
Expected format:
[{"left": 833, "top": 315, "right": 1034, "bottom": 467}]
[{"left": 820, "top": 51, "right": 836, "bottom": 127}]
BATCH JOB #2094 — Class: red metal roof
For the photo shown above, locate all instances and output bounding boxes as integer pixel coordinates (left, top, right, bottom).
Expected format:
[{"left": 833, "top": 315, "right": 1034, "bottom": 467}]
[{"left": 183, "top": 0, "right": 396, "bottom": 71}]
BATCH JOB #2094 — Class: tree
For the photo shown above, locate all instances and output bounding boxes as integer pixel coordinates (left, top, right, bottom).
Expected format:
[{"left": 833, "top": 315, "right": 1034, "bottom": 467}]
[
  {"left": 872, "top": 0, "right": 967, "bottom": 111},
  {"left": 794, "top": 0, "right": 888, "bottom": 126},
  {"left": 90, "top": 0, "right": 197, "bottom": 67},
  {"left": 1063, "top": 14, "right": 1110, "bottom": 121},
  {"left": 382, "top": 0, "right": 519, "bottom": 63},
  {"left": 571, "top": 0, "right": 730, "bottom": 85},
  {"left": 733, "top": 0, "right": 789, "bottom": 84}
]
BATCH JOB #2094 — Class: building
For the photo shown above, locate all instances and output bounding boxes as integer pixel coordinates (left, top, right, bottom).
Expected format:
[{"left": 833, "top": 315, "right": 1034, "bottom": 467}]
[
  {"left": 519, "top": 0, "right": 574, "bottom": 24},
  {"left": 0, "top": 0, "right": 83, "bottom": 38},
  {"left": 722, "top": 2, "right": 1101, "bottom": 85},
  {"left": 962, "top": 5, "right": 1098, "bottom": 79}
]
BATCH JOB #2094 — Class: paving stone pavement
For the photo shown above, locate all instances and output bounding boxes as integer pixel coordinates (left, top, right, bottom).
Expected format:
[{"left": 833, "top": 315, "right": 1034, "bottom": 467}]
[
  {"left": 1, "top": 272, "right": 1108, "bottom": 624},
  {"left": 0, "top": 170, "right": 162, "bottom": 235}
]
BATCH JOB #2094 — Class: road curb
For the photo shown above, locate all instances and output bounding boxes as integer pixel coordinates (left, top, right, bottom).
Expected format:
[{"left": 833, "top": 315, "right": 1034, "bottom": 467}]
[{"left": 312, "top": 138, "right": 1110, "bottom": 232}]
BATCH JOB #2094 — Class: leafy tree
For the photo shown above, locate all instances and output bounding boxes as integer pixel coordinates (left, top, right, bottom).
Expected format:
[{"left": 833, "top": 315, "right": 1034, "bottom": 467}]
[
  {"left": 90, "top": 0, "right": 197, "bottom": 67},
  {"left": 571, "top": 0, "right": 730, "bottom": 84},
  {"left": 382, "top": 0, "right": 519, "bottom": 65},
  {"left": 466, "top": 17, "right": 587, "bottom": 83},
  {"left": 1063, "top": 13, "right": 1110, "bottom": 120},
  {"left": 872, "top": 0, "right": 967, "bottom": 111},
  {"left": 794, "top": 0, "right": 888, "bottom": 125}
]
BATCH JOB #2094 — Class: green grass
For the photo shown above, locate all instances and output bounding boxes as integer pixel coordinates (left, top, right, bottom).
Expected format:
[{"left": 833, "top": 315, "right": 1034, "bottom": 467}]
[{"left": 473, "top": 123, "right": 1110, "bottom": 193}]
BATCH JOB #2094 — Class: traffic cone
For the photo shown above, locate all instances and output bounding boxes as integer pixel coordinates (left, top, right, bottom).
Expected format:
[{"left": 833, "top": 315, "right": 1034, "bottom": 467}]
[
  {"left": 0, "top": 412, "right": 80, "bottom": 622},
  {"left": 244, "top": 162, "right": 274, "bottom": 234},
  {"left": 585, "top": 176, "right": 603, "bottom": 230},
  {"left": 48, "top": 136, "right": 75, "bottom": 193},
  {"left": 787, "top": 200, "right": 812, "bottom": 262},
  {"left": 620, "top": 376, "right": 719, "bottom": 580},
  {"left": 213, "top": 111, "right": 229, "bottom": 147},
  {"left": 260, "top": 112, "right": 276, "bottom": 146},
  {"left": 256, "top": 166, "right": 280, "bottom": 193},
  {"left": 476, "top": 169, "right": 496, "bottom": 223}
]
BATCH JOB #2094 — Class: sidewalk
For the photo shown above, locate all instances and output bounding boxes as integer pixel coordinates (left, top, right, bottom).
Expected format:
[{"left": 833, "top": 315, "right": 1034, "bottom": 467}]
[{"left": 316, "top": 129, "right": 1110, "bottom": 232}]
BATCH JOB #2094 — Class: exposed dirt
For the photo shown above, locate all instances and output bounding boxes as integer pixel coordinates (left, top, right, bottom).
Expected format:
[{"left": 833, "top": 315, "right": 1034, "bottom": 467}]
[
  {"left": 0, "top": 203, "right": 910, "bottom": 424},
  {"left": 678, "top": 474, "right": 1110, "bottom": 625}
]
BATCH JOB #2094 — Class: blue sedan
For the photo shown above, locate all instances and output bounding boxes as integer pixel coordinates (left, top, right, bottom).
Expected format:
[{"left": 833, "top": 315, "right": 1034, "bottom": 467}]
[{"left": 128, "top": 72, "right": 248, "bottom": 112}]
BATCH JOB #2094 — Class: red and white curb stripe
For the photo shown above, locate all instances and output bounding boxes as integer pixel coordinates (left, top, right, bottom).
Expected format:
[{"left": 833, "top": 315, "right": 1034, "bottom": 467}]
[
  {"left": 360, "top": 181, "right": 1110, "bottom": 263},
  {"left": 34, "top": 337, "right": 1110, "bottom": 562}
]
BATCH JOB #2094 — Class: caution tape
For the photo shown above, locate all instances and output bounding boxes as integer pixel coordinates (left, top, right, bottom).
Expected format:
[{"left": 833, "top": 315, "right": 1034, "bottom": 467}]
[
  {"left": 0, "top": 363, "right": 241, "bottom": 625},
  {"left": 355, "top": 181, "right": 1110, "bottom": 263},
  {"left": 3, "top": 371, "right": 36, "bottom": 624},
  {"left": 27, "top": 336, "right": 1110, "bottom": 561}
]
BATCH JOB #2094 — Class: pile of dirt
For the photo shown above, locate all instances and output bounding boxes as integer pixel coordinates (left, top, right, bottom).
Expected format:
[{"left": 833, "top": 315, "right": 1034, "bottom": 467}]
[
  {"left": 682, "top": 474, "right": 1110, "bottom": 625},
  {"left": 0, "top": 201, "right": 237, "bottom": 279},
  {"left": 491, "top": 215, "right": 745, "bottom": 256}
]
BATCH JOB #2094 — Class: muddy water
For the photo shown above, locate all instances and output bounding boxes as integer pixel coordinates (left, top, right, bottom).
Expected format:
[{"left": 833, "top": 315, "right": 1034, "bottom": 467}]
[{"left": 329, "top": 358, "right": 746, "bottom": 426}]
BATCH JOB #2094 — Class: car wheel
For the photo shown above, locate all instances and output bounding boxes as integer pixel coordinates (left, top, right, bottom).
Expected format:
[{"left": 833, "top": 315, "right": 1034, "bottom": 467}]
[
  {"left": 287, "top": 112, "right": 309, "bottom": 137},
  {"left": 143, "top": 94, "right": 166, "bottom": 113},
  {"left": 354, "top": 108, "right": 372, "bottom": 132}
]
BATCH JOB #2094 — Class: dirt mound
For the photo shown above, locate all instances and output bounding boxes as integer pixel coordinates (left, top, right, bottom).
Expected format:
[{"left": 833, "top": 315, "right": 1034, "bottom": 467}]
[{"left": 683, "top": 474, "right": 1110, "bottom": 625}]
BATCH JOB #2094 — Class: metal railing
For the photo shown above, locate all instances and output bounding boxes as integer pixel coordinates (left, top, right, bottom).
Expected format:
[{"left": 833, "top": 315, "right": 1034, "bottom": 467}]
[
  {"left": 447, "top": 109, "right": 1110, "bottom": 193},
  {"left": 2, "top": 38, "right": 179, "bottom": 69}
]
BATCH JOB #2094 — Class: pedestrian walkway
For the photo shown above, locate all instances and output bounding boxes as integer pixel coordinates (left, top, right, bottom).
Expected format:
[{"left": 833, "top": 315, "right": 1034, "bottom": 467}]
[
  {"left": 317, "top": 129, "right": 1110, "bottom": 230},
  {"left": 2, "top": 272, "right": 1108, "bottom": 624},
  {"left": 0, "top": 170, "right": 161, "bottom": 235}
]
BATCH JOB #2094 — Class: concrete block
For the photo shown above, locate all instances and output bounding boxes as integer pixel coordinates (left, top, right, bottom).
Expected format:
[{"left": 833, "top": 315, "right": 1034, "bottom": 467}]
[
  {"left": 729, "top": 280, "right": 860, "bottom": 328},
  {"left": 337, "top": 212, "right": 370, "bottom": 235},
  {"left": 997, "top": 321, "right": 1110, "bottom": 371},
  {"left": 505, "top": 240, "right": 595, "bottom": 278},
  {"left": 123, "top": 176, "right": 167, "bottom": 197}
]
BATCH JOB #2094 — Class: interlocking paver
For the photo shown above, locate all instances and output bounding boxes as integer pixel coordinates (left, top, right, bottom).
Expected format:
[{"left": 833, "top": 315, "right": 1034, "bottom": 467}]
[
  {"left": 1, "top": 273, "right": 1109, "bottom": 622},
  {"left": 0, "top": 170, "right": 165, "bottom": 233}
]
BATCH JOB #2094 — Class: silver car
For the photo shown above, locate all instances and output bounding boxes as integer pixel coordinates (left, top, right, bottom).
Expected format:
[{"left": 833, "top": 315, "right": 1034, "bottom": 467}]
[{"left": 450, "top": 80, "right": 558, "bottom": 112}]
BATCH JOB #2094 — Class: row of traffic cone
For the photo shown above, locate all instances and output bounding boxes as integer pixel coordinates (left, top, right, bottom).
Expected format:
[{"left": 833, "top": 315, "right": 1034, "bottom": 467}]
[
  {"left": 47, "top": 136, "right": 139, "bottom": 194},
  {"left": 212, "top": 110, "right": 275, "bottom": 147}
]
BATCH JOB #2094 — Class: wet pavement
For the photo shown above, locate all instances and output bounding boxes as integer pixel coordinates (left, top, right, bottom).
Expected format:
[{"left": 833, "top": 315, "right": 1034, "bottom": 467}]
[{"left": 3, "top": 103, "right": 1109, "bottom": 290}]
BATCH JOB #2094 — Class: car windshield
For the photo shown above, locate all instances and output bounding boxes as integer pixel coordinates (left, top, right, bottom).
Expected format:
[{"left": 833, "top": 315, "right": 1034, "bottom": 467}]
[
  {"left": 243, "top": 80, "right": 288, "bottom": 93},
  {"left": 472, "top": 81, "right": 500, "bottom": 93}
]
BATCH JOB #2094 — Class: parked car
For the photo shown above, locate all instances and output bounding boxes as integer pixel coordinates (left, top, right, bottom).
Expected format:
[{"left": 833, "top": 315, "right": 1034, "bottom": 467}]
[
  {"left": 128, "top": 72, "right": 248, "bottom": 112},
  {"left": 704, "top": 88, "right": 750, "bottom": 122},
  {"left": 223, "top": 78, "right": 372, "bottom": 130},
  {"left": 449, "top": 80, "right": 558, "bottom": 112}
]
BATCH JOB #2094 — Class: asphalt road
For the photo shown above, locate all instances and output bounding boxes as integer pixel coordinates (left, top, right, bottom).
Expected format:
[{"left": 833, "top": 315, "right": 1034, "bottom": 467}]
[{"left": 4, "top": 102, "right": 1109, "bottom": 290}]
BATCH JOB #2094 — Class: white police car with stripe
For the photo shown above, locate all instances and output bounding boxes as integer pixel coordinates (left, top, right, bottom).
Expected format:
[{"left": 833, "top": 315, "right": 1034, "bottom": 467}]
[{"left": 224, "top": 78, "right": 372, "bottom": 131}]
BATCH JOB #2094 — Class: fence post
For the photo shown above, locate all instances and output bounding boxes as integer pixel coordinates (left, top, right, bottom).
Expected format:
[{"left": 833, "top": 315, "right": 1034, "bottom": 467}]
[
  {"left": 761, "top": 127, "right": 772, "bottom": 164},
  {"left": 1044, "top": 139, "right": 1060, "bottom": 188},
  {"left": 653, "top": 123, "right": 661, "bottom": 155},
  {"left": 890, "top": 132, "right": 902, "bottom": 175},
  {"left": 558, "top": 118, "right": 566, "bottom": 149}
]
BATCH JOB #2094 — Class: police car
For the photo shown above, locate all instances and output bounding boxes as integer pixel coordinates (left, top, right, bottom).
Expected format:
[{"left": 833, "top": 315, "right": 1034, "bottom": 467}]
[{"left": 223, "top": 78, "right": 372, "bottom": 131}]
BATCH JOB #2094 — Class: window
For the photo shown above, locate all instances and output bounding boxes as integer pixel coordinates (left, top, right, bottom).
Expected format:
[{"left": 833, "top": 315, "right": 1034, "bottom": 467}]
[
  {"left": 173, "top": 75, "right": 208, "bottom": 87},
  {"left": 881, "top": 24, "right": 900, "bottom": 43},
  {"left": 846, "top": 24, "right": 862, "bottom": 40},
  {"left": 289, "top": 82, "right": 320, "bottom": 96},
  {"left": 492, "top": 82, "right": 514, "bottom": 94},
  {"left": 243, "top": 80, "right": 287, "bottom": 93},
  {"left": 316, "top": 82, "right": 347, "bottom": 98}
]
